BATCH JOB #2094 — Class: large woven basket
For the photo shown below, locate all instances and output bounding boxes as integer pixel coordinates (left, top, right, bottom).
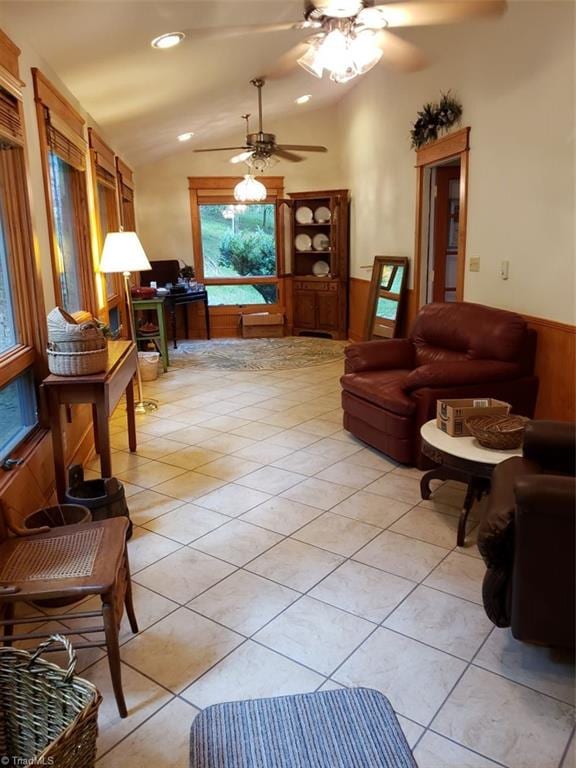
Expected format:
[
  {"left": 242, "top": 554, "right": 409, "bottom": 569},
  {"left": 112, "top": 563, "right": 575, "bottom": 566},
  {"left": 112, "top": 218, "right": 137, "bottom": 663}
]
[
  {"left": 47, "top": 345, "right": 108, "bottom": 376},
  {"left": 466, "top": 414, "right": 529, "bottom": 450},
  {"left": 0, "top": 635, "right": 101, "bottom": 767}
]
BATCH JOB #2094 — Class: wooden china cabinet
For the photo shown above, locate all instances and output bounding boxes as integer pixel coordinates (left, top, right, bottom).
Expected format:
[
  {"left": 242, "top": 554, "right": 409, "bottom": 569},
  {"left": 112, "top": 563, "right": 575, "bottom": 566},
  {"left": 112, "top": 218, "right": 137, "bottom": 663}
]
[{"left": 284, "top": 189, "right": 350, "bottom": 340}]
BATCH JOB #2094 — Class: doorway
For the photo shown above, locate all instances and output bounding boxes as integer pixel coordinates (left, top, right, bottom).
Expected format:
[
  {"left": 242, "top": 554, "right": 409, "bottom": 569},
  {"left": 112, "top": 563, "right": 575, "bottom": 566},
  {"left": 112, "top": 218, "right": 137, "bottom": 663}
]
[
  {"left": 425, "top": 160, "right": 461, "bottom": 303},
  {"left": 413, "top": 127, "right": 470, "bottom": 312}
]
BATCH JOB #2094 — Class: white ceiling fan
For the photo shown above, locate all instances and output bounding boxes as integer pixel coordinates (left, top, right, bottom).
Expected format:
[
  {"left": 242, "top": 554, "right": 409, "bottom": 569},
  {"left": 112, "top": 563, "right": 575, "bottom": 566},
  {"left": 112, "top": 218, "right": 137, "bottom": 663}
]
[{"left": 190, "top": 0, "right": 506, "bottom": 83}]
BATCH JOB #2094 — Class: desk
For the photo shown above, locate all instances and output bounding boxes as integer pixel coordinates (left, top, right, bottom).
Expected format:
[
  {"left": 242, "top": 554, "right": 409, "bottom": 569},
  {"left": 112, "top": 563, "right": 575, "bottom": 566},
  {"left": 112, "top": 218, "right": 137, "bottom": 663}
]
[
  {"left": 43, "top": 341, "right": 138, "bottom": 499},
  {"left": 420, "top": 419, "right": 521, "bottom": 546},
  {"left": 165, "top": 290, "right": 210, "bottom": 349}
]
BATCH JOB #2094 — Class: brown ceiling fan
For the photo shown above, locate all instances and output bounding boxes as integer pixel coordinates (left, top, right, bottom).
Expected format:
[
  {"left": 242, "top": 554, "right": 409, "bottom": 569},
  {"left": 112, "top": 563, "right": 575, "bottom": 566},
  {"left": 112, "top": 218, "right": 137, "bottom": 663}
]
[
  {"left": 191, "top": 1, "right": 506, "bottom": 80},
  {"left": 194, "top": 78, "right": 327, "bottom": 166}
]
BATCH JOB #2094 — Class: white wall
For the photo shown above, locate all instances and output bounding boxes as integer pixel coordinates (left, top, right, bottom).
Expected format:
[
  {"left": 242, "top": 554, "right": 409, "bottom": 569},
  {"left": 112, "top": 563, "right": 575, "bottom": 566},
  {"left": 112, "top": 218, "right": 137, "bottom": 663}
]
[
  {"left": 337, "top": 1, "right": 575, "bottom": 324},
  {"left": 134, "top": 105, "right": 345, "bottom": 263}
]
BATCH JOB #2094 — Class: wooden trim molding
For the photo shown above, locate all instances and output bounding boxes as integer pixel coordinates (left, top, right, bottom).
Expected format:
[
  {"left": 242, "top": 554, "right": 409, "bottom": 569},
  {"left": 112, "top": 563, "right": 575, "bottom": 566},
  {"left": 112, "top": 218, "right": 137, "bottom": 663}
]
[
  {"left": 415, "top": 127, "right": 470, "bottom": 167},
  {"left": 348, "top": 276, "right": 575, "bottom": 421},
  {"left": 0, "top": 28, "right": 21, "bottom": 82},
  {"left": 412, "top": 127, "right": 470, "bottom": 317},
  {"left": 32, "top": 69, "right": 84, "bottom": 139}
]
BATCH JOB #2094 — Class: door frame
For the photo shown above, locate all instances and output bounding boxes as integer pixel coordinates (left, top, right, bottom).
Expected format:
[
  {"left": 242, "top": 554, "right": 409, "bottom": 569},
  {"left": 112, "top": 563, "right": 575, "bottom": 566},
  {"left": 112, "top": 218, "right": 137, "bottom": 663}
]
[{"left": 412, "top": 127, "right": 470, "bottom": 314}]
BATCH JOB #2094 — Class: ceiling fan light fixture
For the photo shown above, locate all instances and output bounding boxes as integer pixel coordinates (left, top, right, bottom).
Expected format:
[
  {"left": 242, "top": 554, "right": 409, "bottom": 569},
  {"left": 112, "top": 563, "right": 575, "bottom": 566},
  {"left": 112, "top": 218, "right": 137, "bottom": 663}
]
[
  {"left": 234, "top": 174, "right": 267, "bottom": 203},
  {"left": 230, "top": 150, "right": 253, "bottom": 164},
  {"left": 314, "top": 1, "right": 364, "bottom": 19},
  {"left": 151, "top": 32, "right": 185, "bottom": 49},
  {"left": 297, "top": 40, "right": 325, "bottom": 78},
  {"left": 349, "top": 30, "right": 383, "bottom": 74},
  {"left": 356, "top": 7, "right": 389, "bottom": 30}
]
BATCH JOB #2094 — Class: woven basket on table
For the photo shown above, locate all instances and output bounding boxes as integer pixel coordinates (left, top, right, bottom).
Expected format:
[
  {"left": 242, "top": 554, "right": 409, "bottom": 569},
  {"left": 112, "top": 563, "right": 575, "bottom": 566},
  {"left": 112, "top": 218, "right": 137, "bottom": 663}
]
[
  {"left": 466, "top": 414, "right": 529, "bottom": 450},
  {"left": 0, "top": 635, "right": 101, "bottom": 767},
  {"left": 46, "top": 307, "right": 107, "bottom": 375}
]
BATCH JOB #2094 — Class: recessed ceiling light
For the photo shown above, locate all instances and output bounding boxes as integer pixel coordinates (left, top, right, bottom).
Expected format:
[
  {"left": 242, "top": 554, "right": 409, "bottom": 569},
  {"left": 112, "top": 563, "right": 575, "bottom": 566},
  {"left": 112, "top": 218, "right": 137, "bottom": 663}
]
[
  {"left": 295, "top": 94, "right": 312, "bottom": 105},
  {"left": 151, "top": 32, "right": 185, "bottom": 50},
  {"left": 177, "top": 132, "right": 194, "bottom": 142}
]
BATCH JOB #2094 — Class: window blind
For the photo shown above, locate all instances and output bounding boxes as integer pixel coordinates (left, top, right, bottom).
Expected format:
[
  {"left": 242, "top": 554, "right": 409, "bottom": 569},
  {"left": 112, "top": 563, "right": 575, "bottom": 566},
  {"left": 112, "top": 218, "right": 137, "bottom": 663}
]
[
  {"left": 0, "top": 87, "right": 23, "bottom": 147},
  {"left": 45, "top": 110, "right": 86, "bottom": 172}
]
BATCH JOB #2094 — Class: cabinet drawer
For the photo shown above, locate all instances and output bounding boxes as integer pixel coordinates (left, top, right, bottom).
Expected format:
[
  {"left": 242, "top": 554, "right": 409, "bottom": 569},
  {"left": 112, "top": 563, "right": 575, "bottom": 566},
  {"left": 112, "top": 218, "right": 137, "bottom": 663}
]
[{"left": 294, "top": 281, "right": 338, "bottom": 292}]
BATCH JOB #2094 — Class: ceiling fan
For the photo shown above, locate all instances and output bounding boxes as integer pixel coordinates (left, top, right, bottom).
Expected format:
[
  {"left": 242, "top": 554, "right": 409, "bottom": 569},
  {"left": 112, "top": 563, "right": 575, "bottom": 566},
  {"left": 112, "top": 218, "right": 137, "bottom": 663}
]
[
  {"left": 194, "top": 78, "right": 327, "bottom": 169},
  {"left": 191, "top": 0, "right": 506, "bottom": 82}
]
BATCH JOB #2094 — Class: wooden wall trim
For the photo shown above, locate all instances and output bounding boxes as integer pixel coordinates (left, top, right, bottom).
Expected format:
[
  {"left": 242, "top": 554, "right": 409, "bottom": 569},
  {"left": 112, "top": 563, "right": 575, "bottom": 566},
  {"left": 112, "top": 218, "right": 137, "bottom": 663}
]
[
  {"left": 415, "top": 127, "right": 470, "bottom": 167},
  {"left": 0, "top": 28, "right": 21, "bottom": 81},
  {"left": 348, "top": 276, "right": 576, "bottom": 421},
  {"left": 188, "top": 176, "right": 284, "bottom": 192},
  {"left": 32, "top": 69, "right": 85, "bottom": 139}
]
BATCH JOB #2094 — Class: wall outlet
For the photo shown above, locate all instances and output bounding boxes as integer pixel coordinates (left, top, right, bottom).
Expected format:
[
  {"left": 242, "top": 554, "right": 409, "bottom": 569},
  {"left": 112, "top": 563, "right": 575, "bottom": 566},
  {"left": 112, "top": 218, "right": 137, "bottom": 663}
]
[
  {"left": 469, "top": 257, "right": 480, "bottom": 272},
  {"left": 500, "top": 260, "right": 510, "bottom": 280}
]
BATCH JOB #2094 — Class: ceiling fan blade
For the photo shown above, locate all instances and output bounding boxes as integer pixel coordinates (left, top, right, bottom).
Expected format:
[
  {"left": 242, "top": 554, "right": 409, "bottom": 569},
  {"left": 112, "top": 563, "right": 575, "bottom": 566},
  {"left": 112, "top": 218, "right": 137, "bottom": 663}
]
[
  {"left": 230, "top": 151, "right": 254, "bottom": 164},
  {"left": 273, "top": 149, "right": 305, "bottom": 163},
  {"left": 375, "top": 30, "right": 427, "bottom": 72},
  {"left": 375, "top": 1, "right": 506, "bottom": 28},
  {"left": 277, "top": 144, "right": 328, "bottom": 152},
  {"left": 187, "top": 23, "right": 301, "bottom": 41},
  {"left": 194, "top": 146, "right": 248, "bottom": 153},
  {"left": 266, "top": 42, "right": 311, "bottom": 79}
]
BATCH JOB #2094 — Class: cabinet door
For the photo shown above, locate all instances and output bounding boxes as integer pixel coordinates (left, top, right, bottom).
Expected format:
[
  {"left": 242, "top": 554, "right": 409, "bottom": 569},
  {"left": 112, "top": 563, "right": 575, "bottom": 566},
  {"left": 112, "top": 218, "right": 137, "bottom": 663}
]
[
  {"left": 294, "top": 290, "right": 317, "bottom": 328},
  {"left": 316, "top": 290, "right": 339, "bottom": 330}
]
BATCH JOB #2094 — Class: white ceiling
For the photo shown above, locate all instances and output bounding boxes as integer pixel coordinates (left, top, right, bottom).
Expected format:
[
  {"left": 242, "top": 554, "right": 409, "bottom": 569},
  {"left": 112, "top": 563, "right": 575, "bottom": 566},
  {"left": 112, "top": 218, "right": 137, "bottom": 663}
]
[{"left": 4, "top": 0, "right": 368, "bottom": 166}]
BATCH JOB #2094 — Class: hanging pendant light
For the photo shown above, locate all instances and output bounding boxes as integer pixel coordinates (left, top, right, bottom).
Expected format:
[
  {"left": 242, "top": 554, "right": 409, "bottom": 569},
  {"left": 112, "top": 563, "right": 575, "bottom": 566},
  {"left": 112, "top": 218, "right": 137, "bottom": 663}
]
[{"left": 234, "top": 174, "right": 267, "bottom": 202}]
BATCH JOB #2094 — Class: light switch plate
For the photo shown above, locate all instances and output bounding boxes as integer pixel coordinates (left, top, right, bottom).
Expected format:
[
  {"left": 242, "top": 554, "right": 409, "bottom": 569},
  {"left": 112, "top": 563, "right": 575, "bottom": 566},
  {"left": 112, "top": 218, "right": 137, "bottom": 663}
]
[
  {"left": 469, "top": 257, "right": 480, "bottom": 272},
  {"left": 500, "top": 260, "right": 510, "bottom": 280}
]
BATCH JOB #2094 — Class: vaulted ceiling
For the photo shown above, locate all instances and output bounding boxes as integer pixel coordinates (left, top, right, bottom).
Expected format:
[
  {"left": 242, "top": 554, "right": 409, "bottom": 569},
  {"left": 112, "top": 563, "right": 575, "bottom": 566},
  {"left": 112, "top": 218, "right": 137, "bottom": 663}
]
[{"left": 3, "top": 0, "right": 365, "bottom": 166}]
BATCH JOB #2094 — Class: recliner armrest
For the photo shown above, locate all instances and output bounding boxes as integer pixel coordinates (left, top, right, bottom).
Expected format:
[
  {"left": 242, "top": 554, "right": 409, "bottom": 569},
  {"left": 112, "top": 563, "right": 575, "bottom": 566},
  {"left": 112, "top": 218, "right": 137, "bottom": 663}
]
[
  {"left": 404, "top": 360, "right": 521, "bottom": 392},
  {"left": 522, "top": 421, "right": 576, "bottom": 474},
  {"left": 344, "top": 339, "right": 415, "bottom": 374}
]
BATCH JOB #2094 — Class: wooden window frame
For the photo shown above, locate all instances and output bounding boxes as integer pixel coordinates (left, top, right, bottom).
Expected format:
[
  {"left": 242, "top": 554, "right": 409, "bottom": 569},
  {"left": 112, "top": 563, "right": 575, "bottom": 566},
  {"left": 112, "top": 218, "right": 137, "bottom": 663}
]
[
  {"left": 0, "top": 30, "right": 48, "bottom": 460},
  {"left": 188, "top": 176, "right": 285, "bottom": 310},
  {"left": 88, "top": 127, "right": 122, "bottom": 317},
  {"left": 116, "top": 156, "right": 136, "bottom": 231},
  {"left": 32, "top": 68, "right": 96, "bottom": 315}
]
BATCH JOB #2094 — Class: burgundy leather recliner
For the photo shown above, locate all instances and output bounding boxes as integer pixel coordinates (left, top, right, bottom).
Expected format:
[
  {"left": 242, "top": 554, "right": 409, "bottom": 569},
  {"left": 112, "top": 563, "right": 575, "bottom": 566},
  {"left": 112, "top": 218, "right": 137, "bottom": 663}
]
[
  {"left": 341, "top": 302, "right": 539, "bottom": 467},
  {"left": 478, "top": 420, "right": 575, "bottom": 648}
]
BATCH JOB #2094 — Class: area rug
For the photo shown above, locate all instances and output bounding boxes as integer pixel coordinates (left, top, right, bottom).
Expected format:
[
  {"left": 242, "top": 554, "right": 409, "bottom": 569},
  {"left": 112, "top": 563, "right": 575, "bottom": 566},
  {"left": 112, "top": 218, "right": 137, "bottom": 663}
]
[{"left": 169, "top": 336, "right": 348, "bottom": 371}]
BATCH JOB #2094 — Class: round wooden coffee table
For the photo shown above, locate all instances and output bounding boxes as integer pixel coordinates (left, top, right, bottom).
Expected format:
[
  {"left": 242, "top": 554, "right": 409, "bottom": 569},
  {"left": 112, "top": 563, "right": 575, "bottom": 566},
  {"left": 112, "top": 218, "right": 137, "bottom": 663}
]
[{"left": 420, "top": 419, "right": 522, "bottom": 546}]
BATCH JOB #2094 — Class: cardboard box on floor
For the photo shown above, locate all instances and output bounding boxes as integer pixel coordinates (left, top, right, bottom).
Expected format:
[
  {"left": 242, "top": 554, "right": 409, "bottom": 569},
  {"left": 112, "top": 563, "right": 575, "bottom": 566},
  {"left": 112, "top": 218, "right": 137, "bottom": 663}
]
[
  {"left": 437, "top": 398, "right": 511, "bottom": 437},
  {"left": 241, "top": 312, "right": 284, "bottom": 339}
]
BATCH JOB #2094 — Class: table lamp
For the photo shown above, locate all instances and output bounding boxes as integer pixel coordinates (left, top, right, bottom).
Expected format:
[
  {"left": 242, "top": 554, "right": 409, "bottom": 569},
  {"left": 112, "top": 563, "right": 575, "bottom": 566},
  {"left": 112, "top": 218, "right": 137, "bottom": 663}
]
[{"left": 99, "top": 230, "right": 157, "bottom": 413}]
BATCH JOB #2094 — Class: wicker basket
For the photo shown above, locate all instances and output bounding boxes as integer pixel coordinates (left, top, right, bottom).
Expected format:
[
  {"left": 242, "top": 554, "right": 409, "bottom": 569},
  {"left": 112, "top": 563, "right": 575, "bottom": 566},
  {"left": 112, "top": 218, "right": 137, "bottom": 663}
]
[
  {"left": 47, "top": 307, "right": 105, "bottom": 349},
  {"left": 47, "top": 345, "right": 108, "bottom": 376},
  {"left": 466, "top": 414, "right": 529, "bottom": 450},
  {"left": 0, "top": 635, "right": 101, "bottom": 767}
]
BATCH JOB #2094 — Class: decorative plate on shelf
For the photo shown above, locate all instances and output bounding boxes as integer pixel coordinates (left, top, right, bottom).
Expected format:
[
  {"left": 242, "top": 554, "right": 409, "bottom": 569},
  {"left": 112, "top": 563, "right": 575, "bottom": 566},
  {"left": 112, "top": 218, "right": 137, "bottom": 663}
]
[
  {"left": 314, "top": 206, "right": 331, "bottom": 223},
  {"left": 295, "top": 233, "right": 312, "bottom": 251},
  {"left": 295, "top": 206, "right": 314, "bottom": 224},
  {"left": 312, "top": 260, "right": 330, "bottom": 277},
  {"left": 313, "top": 233, "right": 330, "bottom": 251}
]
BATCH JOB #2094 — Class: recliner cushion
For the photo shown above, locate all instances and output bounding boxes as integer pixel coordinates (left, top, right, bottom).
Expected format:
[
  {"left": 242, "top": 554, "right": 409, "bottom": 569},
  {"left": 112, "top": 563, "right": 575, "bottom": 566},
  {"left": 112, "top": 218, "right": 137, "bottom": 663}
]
[
  {"left": 340, "top": 370, "right": 415, "bottom": 417},
  {"left": 411, "top": 302, "right": 528, "bottom": 364}
]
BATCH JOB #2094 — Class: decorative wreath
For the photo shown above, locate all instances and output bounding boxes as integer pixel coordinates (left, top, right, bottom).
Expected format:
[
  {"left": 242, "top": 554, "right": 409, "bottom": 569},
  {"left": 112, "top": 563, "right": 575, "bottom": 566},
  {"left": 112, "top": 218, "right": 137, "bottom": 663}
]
[{"left": 410, "top": 92, "right": 463, "bottom": 149}]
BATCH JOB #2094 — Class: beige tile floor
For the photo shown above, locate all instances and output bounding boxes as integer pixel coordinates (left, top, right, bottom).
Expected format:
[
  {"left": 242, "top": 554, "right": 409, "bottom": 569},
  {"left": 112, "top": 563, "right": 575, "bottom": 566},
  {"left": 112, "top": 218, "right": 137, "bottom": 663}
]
[{"left": 21, "top": 353, "right": 575, "bottom": 767}]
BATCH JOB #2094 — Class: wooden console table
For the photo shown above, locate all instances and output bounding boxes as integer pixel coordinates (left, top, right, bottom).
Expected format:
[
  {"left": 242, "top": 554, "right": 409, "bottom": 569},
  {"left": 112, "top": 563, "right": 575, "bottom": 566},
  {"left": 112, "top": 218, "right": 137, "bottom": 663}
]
[{"left": 42, "top": 341, "right": 138, "bottom": 499}]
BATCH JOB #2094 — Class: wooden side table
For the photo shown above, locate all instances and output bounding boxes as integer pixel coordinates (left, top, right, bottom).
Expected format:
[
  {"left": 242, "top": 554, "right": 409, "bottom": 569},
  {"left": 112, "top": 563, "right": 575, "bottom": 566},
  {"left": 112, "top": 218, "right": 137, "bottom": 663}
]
[
  {"left": 420, "top": 419, "right": 522, "bottom": 546},
  {"left": 132, "top": 297, "right": 169, "bottom": 371},
  {"left": 42, "top": 341, "right": 138, "bottom": 499}
]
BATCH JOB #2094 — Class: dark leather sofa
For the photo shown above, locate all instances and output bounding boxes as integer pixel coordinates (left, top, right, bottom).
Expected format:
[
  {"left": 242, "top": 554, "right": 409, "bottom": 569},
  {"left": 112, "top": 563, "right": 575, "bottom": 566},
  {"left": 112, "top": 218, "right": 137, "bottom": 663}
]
[
  {"left": 477, "top": 421, "right": 576, "bottom": 648},
  {"left": 341, "top": 302, "right": 539, "bottom": 467}
]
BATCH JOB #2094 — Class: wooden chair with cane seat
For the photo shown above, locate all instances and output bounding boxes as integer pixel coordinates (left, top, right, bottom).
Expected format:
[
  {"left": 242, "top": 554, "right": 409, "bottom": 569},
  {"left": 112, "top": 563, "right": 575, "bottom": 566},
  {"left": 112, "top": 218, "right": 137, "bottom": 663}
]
[{"left": 0, "top": 515, "right": 138, "bottom": 718}]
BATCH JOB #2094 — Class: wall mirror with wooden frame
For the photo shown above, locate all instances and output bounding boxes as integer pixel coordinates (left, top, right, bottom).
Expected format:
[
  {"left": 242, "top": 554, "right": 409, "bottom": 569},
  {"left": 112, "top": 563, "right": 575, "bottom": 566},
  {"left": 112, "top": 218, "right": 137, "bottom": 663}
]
[{"left": 364, "top": 256, "right": 409, "bottom": 340}]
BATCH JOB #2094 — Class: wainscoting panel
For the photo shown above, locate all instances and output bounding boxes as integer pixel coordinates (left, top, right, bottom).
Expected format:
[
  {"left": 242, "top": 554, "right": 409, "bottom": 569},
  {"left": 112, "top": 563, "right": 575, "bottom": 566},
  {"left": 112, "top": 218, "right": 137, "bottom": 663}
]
[{"left": 348, "top": 277, "right": 575, "bottom": 421}]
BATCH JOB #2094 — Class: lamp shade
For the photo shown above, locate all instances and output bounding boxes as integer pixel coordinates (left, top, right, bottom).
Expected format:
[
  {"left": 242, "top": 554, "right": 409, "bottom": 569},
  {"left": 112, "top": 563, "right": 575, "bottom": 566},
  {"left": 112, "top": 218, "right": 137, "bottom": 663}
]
[{"left": 99, "top": 231, "right": 151, "bottom": 273}]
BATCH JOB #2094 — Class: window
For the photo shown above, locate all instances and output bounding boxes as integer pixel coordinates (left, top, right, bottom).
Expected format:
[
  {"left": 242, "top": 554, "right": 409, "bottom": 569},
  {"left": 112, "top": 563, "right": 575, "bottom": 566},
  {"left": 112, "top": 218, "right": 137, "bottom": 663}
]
[
  {"left": 48, "top": 153, "right": 83, "bottom": 312},
  {"left": 199, "top": 203, "right": 278, "bottom": 306},
  {"left": 0, "top": 37, "right": 47, "bottom": 463},
  {"left": 189, "top": 177, "right": 285, "bottom": 308},
  {"left": 0, "top": 372, "right": 37, "bottom": 462},
  {"left": 33, "top": 68, "right": 96, "bottom": 315}
]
